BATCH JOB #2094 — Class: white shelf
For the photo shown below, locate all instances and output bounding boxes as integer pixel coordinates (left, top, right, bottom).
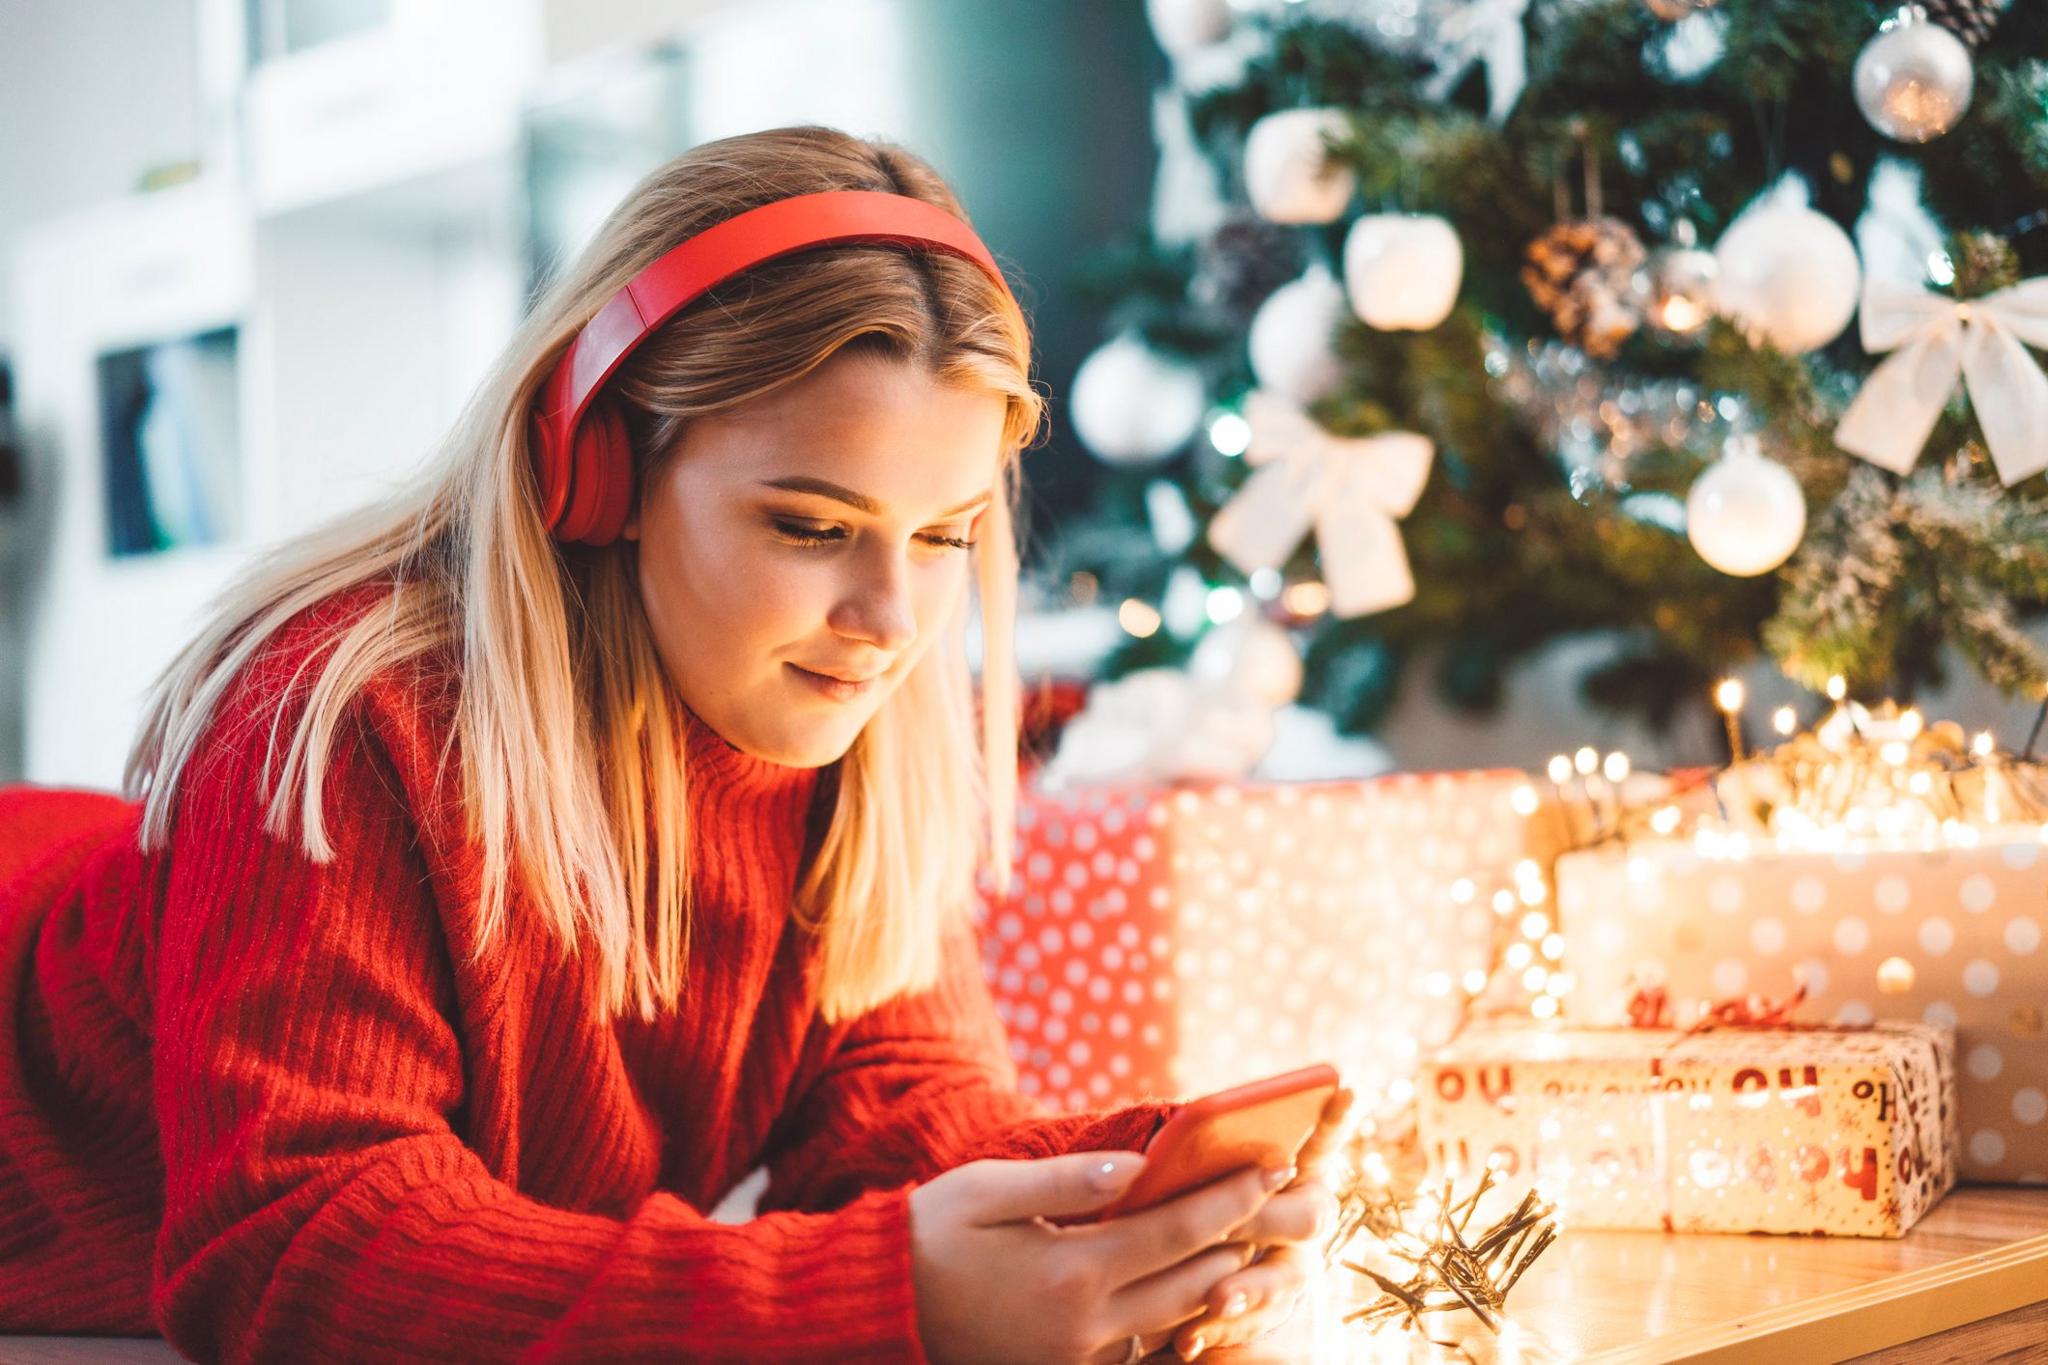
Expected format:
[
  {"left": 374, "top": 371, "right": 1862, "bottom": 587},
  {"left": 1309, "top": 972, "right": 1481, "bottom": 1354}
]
[{"left": 10, "top": 180, "right": 259, "bottom": 787}]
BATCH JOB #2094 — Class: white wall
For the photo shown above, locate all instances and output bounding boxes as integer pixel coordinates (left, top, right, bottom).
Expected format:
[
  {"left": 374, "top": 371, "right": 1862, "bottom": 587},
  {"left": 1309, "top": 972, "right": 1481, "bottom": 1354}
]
[{"left": 0, "top": 1, "right": 204, "bottom": 353}]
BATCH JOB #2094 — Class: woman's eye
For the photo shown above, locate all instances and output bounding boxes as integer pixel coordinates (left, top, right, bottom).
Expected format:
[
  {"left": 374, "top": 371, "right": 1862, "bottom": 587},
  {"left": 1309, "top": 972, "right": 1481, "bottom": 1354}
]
[
  {"left": 771, "top": 519, "right": 976, "bottom": 551},
  {"left": 772, "top": 519, "right": 844, "bottom": 546}
]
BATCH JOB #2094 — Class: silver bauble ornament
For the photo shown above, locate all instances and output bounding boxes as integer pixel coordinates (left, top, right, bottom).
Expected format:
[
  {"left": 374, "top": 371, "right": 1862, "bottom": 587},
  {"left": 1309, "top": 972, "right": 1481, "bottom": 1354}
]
[
  {"left": 1069, "top": 333, "right": 1207, "bottom": 468},
  {"left": 1854, "top": 6, "right": 1975, "bottom": 143},
  {"left": 1686, "top": 435, "right": 1806, "bottom": 576},
  {"left": 1647, "top": 219, "right": 1719, "bottom": 339}
]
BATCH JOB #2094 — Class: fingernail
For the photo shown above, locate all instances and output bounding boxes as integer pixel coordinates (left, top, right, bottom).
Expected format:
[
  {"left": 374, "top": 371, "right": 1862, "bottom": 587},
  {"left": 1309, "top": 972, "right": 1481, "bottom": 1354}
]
[
  {"left": 1222, "top": 1292, "right": 1249, "bottom": 1319},
  {"left": 1088, "top": 1154, "right": 1143, "bottom": 1191},
  {"left": 1181, "top": 1334, "right": 1206, "bottom": 1360},
  {"left": 1261, "top": 1163, "right": 1296, "bottom": 1191}
]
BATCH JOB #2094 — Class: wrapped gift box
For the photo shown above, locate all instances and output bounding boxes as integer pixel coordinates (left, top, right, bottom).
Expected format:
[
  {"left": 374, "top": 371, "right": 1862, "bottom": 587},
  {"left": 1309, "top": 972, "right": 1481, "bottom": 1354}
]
[
  {"left": 1418, "top": 1022, "right": 1958, "bottom": 1236},
  {"left": 976, "top": 771, "right": 1558, "bottom": 1111},
  {"left": 1556, "top": 838, "right": 2048, "bottom": 1183}
]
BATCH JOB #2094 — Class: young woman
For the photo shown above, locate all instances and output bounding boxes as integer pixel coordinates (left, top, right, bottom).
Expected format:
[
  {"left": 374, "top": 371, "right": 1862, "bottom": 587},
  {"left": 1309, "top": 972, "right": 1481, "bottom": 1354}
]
[{"left": 0, "top": 126, "right": 1347, "bottom": 1363}]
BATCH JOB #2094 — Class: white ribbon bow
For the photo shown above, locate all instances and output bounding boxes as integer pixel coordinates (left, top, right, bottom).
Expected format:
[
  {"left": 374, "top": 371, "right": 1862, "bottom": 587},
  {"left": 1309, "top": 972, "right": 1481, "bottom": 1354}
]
[
  {"left": 1421, "top": 0, "right": 1529, "bottom": 125},
  {"left": 1835, "top": 277, "right": 2048, "bottom": 487},
  {"left": 1207, "top": 389, "right": 1435, "bottom": 618}
]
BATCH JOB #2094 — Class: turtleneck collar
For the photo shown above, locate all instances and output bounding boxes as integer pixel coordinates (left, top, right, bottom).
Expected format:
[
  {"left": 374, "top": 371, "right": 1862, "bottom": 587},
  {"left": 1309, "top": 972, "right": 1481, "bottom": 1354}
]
[{"left": 678, "top": 700, "right": 823, "bottom": 813}]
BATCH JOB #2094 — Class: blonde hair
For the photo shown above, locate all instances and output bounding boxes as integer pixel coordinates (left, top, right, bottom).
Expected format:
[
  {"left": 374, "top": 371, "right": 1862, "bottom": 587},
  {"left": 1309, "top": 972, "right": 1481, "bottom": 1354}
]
[{"left": 125, "top": 126, "right": 1042, "bottom": 1024}]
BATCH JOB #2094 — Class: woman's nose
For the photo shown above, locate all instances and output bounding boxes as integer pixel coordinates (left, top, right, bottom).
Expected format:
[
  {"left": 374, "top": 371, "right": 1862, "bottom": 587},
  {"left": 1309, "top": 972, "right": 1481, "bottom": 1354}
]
[{"left": 827, "top": 548, "right": 918, "bottom": 653}]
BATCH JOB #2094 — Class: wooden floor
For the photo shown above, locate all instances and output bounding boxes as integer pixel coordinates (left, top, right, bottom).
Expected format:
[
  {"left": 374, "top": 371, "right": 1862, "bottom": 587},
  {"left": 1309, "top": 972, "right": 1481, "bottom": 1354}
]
[{"left": 8, "top": 1187, "right": 2046, "bottom": 1363}]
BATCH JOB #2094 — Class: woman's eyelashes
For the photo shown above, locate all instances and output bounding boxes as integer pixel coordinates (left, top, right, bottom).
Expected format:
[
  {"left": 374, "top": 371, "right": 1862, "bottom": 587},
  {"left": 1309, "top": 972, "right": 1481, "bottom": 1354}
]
[{"left": 769, "top": 518, "right": 976, "bottom": 551}]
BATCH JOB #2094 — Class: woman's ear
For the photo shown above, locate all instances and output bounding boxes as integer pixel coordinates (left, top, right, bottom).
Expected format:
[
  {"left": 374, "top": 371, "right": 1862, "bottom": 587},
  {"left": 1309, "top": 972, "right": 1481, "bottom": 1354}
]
[{"left": 621, "top": 503, "right": 641, "bottom": 542}]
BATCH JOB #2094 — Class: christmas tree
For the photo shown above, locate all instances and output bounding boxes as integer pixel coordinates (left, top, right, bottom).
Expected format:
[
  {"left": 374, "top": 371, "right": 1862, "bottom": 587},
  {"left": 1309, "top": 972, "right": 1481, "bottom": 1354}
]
[{"left": 1052, "top": 0, "right": 2048, "bottom": 741}]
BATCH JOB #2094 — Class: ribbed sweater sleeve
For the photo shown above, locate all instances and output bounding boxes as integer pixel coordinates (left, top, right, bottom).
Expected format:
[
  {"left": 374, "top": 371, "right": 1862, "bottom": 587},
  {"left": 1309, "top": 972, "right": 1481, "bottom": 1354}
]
[
  {"left": 760, "top": 920, "right": 1173, "bottom": 1218},
  {"left": 148, "top": 689, "right": 930, "bottom": 1364}
]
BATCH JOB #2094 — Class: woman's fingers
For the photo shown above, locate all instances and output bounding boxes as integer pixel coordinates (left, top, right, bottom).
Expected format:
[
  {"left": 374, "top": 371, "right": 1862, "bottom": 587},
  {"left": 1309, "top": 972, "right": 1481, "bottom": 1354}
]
[
  {"left": 1228, "top": 1179, "right": 1329, "bottom": 1247},
  {"left": 1093, "top": 1163, "right": 1282, "bottom": 1282},
  {"left": 940, "top": 1150, "right": 1152, "bottom": 1225},
  {"left": 1295, "top": 1086, "right": 1356, "bottom": 1179},
  {"left": 1171, "top": 1243, "right": 1315, "bottom": 1358},
  {"left": 1099, "top": 1242, "right": 1248, "bottom": 1357}
]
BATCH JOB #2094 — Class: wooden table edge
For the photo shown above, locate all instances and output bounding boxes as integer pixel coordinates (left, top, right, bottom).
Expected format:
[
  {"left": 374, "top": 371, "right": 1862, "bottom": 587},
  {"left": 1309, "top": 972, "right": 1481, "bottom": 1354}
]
[{"left": 1575, "top": 1228, "right": 2048, "bottom": 1365}]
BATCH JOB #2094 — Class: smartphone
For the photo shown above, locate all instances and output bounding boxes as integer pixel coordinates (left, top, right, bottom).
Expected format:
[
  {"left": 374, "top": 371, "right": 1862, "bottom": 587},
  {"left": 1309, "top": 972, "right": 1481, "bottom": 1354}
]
[{"left": 1096, "top": 1063, "right": 1340, "bottom": 1220}]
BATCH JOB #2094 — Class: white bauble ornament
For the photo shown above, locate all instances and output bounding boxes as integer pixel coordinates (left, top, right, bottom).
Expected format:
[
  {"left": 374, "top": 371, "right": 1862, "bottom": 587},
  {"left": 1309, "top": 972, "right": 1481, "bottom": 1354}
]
[
  {"left": 1146, "top": 0, "right": 1233, "bottom": 58},
  {"left": 1069, "top": 333, "right": 1207, "bottom": 467},
  {"left": 1686, "top": 435, "right": 1806, "bottom": 576},
  {"left": 1189, "top": 614, "right": 1304, "bottom": 708},
  {"left": 1343, "top": 213, "right": 1463, "bottom": 330},
  {"left": 1248, "top": 264, "right": 1349, "bottom": 404},
  {"left": 1854, "top": 6, "right": 1974, "bottom": 143},
  {"left": 1713, "top": 205, "right": 1861, "bottom": 354},
  {"left": 1243, "top": 108, "right": 1356, "bottom": 225}
]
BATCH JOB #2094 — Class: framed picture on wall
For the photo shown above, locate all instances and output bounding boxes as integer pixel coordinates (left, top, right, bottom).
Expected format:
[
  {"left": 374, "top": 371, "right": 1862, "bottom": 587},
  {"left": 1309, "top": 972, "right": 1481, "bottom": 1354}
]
[{"left": 95, "top": 326, "right": 241, "bottom": 557}]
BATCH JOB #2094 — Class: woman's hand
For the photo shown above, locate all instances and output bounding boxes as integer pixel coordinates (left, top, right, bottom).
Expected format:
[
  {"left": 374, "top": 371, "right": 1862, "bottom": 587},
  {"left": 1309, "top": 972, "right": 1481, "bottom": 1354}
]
[
  {"left": 1165, "top": 1085, "right": 1357, "bottom": 1361},
  {"left": 908, "top": 1148, "right": 1294, "bottom": 1365}
]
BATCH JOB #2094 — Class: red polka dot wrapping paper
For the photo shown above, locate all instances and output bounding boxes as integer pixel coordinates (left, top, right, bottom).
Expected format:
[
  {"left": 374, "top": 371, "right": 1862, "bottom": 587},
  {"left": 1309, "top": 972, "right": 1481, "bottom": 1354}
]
[
  {"left": 974, "top": 771, "right": 1557, "bottom": 1111},
  {"left": 1418, "top": 1022, "right": 1957, "bottom": 1236},
  {"left": 1557, "top": 840, "right": 2048, "bottom": 1184}
]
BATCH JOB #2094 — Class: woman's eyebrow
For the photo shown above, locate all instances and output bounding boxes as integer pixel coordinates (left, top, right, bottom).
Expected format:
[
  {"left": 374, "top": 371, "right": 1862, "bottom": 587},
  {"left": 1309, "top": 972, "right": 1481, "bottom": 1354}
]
[{"left": 757, "top": 475, "right": 991, "bottom": 519}]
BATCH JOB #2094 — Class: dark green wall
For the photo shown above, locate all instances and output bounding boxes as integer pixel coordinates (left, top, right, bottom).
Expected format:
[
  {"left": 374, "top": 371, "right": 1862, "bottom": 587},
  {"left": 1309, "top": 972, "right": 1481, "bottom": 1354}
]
[{"left": 902, "top": 2, "right": 1166, "bottom": 560}]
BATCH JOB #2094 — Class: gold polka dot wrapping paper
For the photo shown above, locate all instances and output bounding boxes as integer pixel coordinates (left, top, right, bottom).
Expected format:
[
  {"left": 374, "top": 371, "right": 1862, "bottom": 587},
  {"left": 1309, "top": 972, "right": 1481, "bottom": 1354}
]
[
  {"left": 1558, "top": 838, "right": 2047, "bottom": 1184},
  {"left": 1418, "top": 1021, "right": 1958, "bottom": 1237}
]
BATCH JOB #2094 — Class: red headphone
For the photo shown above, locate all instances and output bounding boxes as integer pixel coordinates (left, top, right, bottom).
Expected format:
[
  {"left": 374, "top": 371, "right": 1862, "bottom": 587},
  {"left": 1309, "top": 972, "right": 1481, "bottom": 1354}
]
[{"left": 529, "top": 189, "right": 1018, "bottom": 547}]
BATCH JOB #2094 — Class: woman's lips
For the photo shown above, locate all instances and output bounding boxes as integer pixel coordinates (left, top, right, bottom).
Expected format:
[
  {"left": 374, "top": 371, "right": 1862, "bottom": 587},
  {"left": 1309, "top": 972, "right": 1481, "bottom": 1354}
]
[{"left": 787, "top": 662, "right": 879, "bottom": 702}]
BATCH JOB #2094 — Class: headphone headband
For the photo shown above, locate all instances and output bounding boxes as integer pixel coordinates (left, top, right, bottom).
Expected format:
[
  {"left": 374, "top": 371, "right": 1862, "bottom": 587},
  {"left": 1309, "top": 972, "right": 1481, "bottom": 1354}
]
[{"left": 531, "top": 190, "right": 1017, "bottom": 546}]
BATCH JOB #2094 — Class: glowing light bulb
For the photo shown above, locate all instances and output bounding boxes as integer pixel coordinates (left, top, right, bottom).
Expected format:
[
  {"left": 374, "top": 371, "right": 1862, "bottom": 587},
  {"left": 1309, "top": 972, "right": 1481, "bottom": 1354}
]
[
  {"left": 1715, "top": 678, "right": 1746, "bottom": 714},
  {"left": 1602, "top": 751, "right": 1631, "bottom": 783},
  {"left": 1547, "top": 754, "right": 1573, "bottom": 785},
  {"left": 1772, "top": 706, "right": 1797, "bottom": 736},
  {"left": 1650, "top": 805, "right": 1682, "bottom": 835},
  {"left": 1208, "top": 411, "right": 1251, "bottom": 457},
  {"left": 1826, "top": 674, "right": 1848, "bottom": 701},
  {"left": 1973, "top": 730, "right": 1996, "bottom": 758},
  {"left": 1117, "top": 598, "right": 1161, "bottom": 638},
  {"left": 1574, "top": 746, "right": 1599, "bottom": 776},
  {"left": 1901, "top": 708, "right": 1924, "bottom": 740},
  {"left": 1510, "top": 784, "right": 1540, "bottom": 816}
]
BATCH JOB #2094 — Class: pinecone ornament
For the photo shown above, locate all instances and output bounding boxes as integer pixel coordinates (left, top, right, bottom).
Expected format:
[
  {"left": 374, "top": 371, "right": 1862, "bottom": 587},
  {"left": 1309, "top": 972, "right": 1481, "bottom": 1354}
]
[
  {"left": 1920, "top": 0, "right": 2004, "bottom": 48},
  {"left": 1193, "top": 212, "right": 1305, "bottom": 317},
  {"left": 1522, "top": 217, "right": 1648, "bottom": 360}
]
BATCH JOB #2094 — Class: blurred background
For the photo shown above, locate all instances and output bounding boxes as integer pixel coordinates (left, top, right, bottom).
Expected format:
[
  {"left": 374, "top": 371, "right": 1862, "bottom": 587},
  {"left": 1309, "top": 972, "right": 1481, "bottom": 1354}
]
[{"left": 5, "top": 0, "right": 2046, "bottom": 795}]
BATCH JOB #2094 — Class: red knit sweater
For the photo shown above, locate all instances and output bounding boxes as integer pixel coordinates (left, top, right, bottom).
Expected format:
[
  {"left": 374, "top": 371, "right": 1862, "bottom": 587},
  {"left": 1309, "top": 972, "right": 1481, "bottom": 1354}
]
[{"left": 0, "top": 588, "right": 1168, "bottom": 1362}]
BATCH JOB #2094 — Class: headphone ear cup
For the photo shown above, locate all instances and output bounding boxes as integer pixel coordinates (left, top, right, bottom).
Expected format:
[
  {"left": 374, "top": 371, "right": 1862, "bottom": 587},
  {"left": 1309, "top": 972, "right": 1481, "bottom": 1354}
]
[
  {"left": 561, "top": 399, "right": 630, "bottom": 546},
  {"left": 530, "top": 410, "right": 574, "bottom": 537}
]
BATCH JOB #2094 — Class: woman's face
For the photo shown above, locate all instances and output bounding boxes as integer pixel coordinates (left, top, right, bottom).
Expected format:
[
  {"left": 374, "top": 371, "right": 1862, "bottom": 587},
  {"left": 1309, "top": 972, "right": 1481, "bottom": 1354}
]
[{"left": 623, "top": 348, "right": 1007, "bottom": 768}]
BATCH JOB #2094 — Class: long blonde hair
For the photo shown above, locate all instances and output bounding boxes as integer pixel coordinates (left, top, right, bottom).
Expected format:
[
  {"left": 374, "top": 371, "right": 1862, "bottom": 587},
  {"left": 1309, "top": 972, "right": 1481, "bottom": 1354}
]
[{"left": 125, "top": 126, "right": 1041, "bottom": 1024}]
